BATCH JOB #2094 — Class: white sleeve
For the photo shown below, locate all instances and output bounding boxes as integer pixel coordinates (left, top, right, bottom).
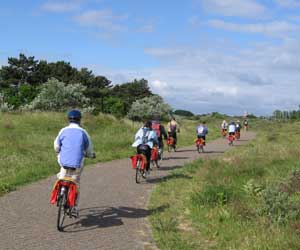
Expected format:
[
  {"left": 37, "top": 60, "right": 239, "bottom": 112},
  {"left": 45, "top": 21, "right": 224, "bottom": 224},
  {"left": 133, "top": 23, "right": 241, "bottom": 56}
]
[
  {"left": 84, "top": 131, "right": 94, "bottom": 158},
  {"left": 54, "top": 131, "right": 62, "bottom": 153}
]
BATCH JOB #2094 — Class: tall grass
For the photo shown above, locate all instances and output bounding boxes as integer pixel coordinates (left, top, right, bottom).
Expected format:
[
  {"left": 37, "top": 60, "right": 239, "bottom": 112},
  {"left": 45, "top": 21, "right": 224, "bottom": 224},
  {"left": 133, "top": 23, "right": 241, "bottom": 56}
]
[
  {"left": 149, "top": 120, "right": 300, "bottom": 250},
  {"left": 0, "top": 112, "right": 140, "bottom": 194}
]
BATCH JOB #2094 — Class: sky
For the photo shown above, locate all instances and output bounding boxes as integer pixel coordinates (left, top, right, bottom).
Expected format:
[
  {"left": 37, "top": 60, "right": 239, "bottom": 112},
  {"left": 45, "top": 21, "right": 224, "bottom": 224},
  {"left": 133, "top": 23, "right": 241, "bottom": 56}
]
[{"left": 1, "top": 0, "right": 300, "bottom": 116}]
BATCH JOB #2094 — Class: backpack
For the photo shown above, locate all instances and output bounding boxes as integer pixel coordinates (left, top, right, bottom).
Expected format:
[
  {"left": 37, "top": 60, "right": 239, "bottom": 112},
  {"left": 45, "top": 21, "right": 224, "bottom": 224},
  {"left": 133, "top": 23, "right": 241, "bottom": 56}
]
[
  {"left": 141, "top": 128, "right": 150, "bottom": 145},
  {"left": 152, "top": 122, "right": 161, "bottom": 138},
  {"left": 197, "top": 126, "right": 204, "bottom": 135},
  {"left": 170, "top": 122, "right": 177, "bottom": 132}
]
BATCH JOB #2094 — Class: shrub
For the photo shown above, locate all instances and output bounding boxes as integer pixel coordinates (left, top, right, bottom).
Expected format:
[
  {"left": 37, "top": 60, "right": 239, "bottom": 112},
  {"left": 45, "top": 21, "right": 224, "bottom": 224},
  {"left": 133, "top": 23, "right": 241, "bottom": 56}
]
[
  {"left": 0, "top": 92, "right": 14, "bottom": 112},
  {"left": 127, "top": 95, "right": 172, "bottom": 121},
  {"left": 260, "top": 170, "right": 300, "bottom": 224},
  {"left": 27, "top": 78, "right": 89, "bottom": 111},
  {"left": 190, "top": 185, "right": 236, "bottom": 207}
]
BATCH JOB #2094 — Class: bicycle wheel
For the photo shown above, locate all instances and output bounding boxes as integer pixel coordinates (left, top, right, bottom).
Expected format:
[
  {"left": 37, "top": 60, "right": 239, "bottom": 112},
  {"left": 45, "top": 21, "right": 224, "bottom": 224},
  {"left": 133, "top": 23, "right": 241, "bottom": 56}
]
[
  {"left": 135, "top": 159, "right": 142, "bottom": 184},
  {"left": 57, "top": 188, "right": 67, "bottom": 231},
  {"left": 158, "top": 149, "right": 163, "bottom": 161}
]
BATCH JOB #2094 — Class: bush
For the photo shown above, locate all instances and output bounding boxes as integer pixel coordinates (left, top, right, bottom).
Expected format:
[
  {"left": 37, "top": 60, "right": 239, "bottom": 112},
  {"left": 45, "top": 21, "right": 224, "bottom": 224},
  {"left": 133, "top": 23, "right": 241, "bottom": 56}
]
[
  {"left": 127, "top": 95, "right": 172, "bottom": 121},
  {"left": 0, "top": 92, "right": 14, "bottom": 112},
  {"left": 190, "top": 185, "right": 237, "bottom": 207},
  {"left": 27, "top": 78, "right": 89, "bottom": 111},
  {"left": 260, "top": 170, "right": 300, "bottom": 224}
]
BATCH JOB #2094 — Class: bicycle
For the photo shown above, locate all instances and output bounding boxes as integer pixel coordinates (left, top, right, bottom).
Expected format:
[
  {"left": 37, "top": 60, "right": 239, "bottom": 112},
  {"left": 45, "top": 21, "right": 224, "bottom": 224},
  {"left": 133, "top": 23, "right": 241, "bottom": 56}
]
[
  {"left": 195, "top": 137, "right": 205, "bottom": 153},
  {"left": 166, "top": 137, "right": 176, "bottom": 152},
  {"left": 235, "top": 131, "right": 240, "bottom": 140},
  {"left": 130, "top": 154, "right": 147, "bottom": 183},
  {"left": 50, "top": 177, "right": 78, "bottom": 231},
  {"left": 228, "top": 133, "right": 235, "bottom": 146},
  {"left": 221, "top": 129, "right": 227, "bottom": 138}
]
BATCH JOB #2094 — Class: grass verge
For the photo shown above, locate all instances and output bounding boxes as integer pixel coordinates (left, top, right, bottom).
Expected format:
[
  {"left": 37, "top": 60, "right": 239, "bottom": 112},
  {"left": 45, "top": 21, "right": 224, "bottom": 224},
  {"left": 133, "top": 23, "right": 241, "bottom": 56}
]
[{"left": 149, "top": 120, "right": 300, "bottom": 250}]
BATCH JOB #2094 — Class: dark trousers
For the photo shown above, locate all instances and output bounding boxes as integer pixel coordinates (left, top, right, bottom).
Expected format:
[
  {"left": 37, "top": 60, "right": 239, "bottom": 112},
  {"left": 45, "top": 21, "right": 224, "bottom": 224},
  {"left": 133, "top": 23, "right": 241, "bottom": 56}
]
[
  {"left": 137, "top": 145, "right": 151, "bottom": 171},
  {"left": 197, "top": 135, "right": 206, "bottom": 140}
]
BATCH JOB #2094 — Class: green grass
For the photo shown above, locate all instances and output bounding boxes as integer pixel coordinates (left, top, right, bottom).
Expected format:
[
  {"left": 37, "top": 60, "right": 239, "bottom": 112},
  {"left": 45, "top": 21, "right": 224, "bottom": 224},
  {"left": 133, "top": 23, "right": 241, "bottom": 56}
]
[
  {"left": 0, "top": 112, "right": 140, "bottom": 194},
  {"left": 0, "top": 111, "right": 224, "bottom": 195},
  {"left": 149, "top": 120, "right": 300, "bottom": 250}
]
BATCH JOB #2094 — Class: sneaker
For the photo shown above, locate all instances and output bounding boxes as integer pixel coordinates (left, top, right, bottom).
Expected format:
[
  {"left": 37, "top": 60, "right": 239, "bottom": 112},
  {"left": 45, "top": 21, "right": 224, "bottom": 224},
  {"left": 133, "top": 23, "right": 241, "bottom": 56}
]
[
  {"left": 142, "top": 171, "right": 147, "bottom": 178},
  {"left": 71, "top": 206, "right": 79, "bottom": 218}
]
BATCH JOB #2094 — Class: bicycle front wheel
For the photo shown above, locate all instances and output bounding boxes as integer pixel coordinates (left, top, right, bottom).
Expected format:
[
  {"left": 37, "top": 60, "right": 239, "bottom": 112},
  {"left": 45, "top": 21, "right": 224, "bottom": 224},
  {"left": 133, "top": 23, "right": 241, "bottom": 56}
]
[{"left": 57, "top": 191, "right": 67, "bottom": 231}]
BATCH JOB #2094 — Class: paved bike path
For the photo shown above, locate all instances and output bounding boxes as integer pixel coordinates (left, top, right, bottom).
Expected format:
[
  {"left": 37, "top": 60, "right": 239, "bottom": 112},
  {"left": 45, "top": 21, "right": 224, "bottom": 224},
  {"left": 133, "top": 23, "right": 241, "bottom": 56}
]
[{"left": 0, "top": 132, "right": 255, "bottom": 250}]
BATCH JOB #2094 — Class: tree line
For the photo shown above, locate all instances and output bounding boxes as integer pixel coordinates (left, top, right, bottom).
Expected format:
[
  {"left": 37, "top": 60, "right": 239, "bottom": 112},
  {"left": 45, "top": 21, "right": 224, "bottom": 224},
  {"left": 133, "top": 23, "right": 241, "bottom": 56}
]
[
  {"left": 0, "top": 53, "right": 164, "bottom": 118},
  {"left": 272, "top": 108, "right": 300, "bottom": 121}
]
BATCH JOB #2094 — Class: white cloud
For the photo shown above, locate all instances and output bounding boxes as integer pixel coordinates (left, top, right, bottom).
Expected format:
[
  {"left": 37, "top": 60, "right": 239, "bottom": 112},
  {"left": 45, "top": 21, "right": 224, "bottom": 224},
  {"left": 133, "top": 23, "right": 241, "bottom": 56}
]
[
  {"left": 41, "top": 1, "right": 81, "bottom": 12},
  {"left": 276, "top": 0, "right": 300, "bottom": 8},
  {"left": 99, "top": 38, "right": 300, "bottom": 116},
  {"left": 208, "top": 19, "right": 300, "bottom": 36},
  {"left": 201, "top": 0, "right": 269, "bottom": 18},
  {"left": 74, "top": 9, "right": 128, "bottom": 31}
]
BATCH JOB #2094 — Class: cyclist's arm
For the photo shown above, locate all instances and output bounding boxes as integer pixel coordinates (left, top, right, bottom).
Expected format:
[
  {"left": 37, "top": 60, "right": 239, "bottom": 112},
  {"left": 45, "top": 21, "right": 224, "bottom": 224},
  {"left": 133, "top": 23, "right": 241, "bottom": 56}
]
[
  {"left": 176, "top": 122, "right": 180, "bottom": 133},
  {"left": 83, "top": 131, "right": 96, "bottom": 158},
  {"left": 54, "top": 131, "right": 62, "bottom": 153},
  {"left": 161, "top": 125, "right": 168, "bottom": 139}
]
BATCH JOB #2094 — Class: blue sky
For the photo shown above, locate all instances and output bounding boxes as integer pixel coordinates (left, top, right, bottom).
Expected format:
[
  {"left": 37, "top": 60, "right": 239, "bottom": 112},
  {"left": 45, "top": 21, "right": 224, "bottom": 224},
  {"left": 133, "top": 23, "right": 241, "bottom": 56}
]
[{"left": 1, "top": 0, "right": 300, "bottom": 116}]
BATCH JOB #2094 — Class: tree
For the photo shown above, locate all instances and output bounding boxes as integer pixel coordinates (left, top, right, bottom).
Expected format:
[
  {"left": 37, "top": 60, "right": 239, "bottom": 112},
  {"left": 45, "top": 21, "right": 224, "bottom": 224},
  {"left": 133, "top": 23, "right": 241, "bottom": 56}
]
[
  {"left": 112, "top": 79, "right": 153, "bottom": 114},
  {"left": 127, "top": 95, "right": 172, "bottom": 121},
  {"left": 0, "top": 53, "right": 39, "bottom": 88},
  {"left": 174, "top": 109, "right": 194, "bottom": 117}
]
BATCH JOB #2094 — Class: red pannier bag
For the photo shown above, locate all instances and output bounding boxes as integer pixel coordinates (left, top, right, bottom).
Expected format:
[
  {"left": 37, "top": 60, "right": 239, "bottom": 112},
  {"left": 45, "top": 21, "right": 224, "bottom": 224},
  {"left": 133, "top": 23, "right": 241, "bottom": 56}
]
[
  {"left": 195, "top": 138, "right": 205, "bottom": 146},
  {"left": 166, "top": 137, "right": 174, "bottom": 145},
  {"left": 151, "top": 146, "right": 158, "bottom": 161},
  {"left": 130, "top": 154, "right": 146, "bottom": 170},
  {"left": 50, "top": 180, "right": 77, "bottom": 207}
]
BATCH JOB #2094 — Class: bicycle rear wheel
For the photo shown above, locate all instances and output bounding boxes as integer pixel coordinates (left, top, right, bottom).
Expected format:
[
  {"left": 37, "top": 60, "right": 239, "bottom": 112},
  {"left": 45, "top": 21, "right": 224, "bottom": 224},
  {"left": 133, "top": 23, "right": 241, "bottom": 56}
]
[
  {"left": 135, "top": 160, "right": 142, "bottom": 184},
  {"left": 57, "top": 189, "right": 67, "bottom": 231}
]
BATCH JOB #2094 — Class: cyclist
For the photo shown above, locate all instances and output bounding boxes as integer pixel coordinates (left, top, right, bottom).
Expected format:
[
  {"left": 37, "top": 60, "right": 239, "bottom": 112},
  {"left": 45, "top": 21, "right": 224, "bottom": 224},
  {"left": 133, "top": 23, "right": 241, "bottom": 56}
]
[
  {"left": 132, "top": 121, "right": 158, "bottom": 177},
  {"left": 228, "top": 121, "right": 236, "bottom": 138},
  {"left": 54, "top": 109, "right": 95, "bottom": 217},
  {"left": 235, "top": 120, "right": 242, "bottom": 138},
  {"left": 167, "top": 117, "right": 180, "bottom": 145},
  {"left": 243, "top": 119, "right": 249, "bottom": 131},
  {"left": 221, "top": 119, "right": 228, "bottom": 136},
  {"left": 151, "top": 116, "right": 168, "bottom": 160},
  {"left": 196, "top": 121, "right": 208, "bottom": 144}
]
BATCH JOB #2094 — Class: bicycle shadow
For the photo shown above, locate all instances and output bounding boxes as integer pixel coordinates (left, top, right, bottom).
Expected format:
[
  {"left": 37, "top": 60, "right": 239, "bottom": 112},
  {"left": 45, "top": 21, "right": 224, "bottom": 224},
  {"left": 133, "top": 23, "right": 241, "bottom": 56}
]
[
  {"left": 163, "top": 156, "right": 189, "bottom": 160},
  {"left": 173, "top": 149, "right": 195, "bottom": 153},
  {"left": 202, "top": 150, "right": 225, "bottom": 154},
  {"left": 155, "top": 164, "right": 183, "bottom": 171},
  {"left": 146, "top": 172, "right": 192, "bottom": 184},
  {"left": 62, "top": 205, "right": 168, "bottom": 232}
]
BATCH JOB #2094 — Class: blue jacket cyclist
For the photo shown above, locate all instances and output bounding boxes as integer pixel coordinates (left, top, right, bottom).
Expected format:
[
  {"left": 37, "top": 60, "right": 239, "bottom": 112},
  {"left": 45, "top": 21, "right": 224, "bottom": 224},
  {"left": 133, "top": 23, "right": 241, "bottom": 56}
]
[
  {"left": 132, "top": 121, "right": 158, "bottom": 177},
  {"left": 54, "top": 109, "right": 95, "bottom": 217}
]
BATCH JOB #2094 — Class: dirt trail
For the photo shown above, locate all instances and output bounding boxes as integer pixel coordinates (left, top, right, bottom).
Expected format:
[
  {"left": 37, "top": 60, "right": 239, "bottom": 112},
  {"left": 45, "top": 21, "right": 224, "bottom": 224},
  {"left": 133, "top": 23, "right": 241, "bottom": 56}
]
[{"left": 0, "top": 131, "right": 255, "bottom": 250}]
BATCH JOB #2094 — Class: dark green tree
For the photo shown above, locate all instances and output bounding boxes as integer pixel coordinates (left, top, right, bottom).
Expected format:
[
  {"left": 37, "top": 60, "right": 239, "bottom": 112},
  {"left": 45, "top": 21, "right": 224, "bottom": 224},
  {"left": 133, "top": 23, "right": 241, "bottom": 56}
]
[
  {"left": 174, "top": 109, "right": 194, "bottom": 117},
  {"left": 112, "top": 78, "right": 153, "bottom": 114},
  {"left": 0, "top": 53, "right": 39, "bottom": 88}
]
